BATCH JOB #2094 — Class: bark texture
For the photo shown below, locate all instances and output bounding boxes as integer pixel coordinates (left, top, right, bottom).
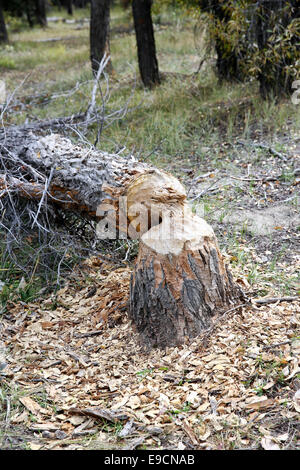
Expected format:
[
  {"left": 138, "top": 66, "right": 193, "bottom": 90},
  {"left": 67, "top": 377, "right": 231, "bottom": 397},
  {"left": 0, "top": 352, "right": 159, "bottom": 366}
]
[
  {"left": 255, "top": 0, "right": 299, "bottom": 99},
  {"left": 66, "top": 0, "right": 73, "bottom": 15},
  {"left": 197, "top": 0, "right": 243, "bottom": 82},
  {"left": 132, "top": 0, "right": 160, "bottom": 88}
]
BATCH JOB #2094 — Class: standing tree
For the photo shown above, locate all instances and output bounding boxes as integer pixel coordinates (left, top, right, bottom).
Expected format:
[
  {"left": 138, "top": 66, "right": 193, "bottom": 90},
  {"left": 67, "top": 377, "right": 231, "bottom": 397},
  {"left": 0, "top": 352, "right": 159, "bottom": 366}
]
[
  {"left": 132, "top": 0, "right": 160, "bottom": 88},
  {"left": 193, "top": 0, "right": 245, "bottom": 82},
  {"left": 66, "top": 0, "right": 73, "bottom": 15},
  {"left": 169, "top": 0, "right": 244, "bottom": 82},
  {"left": 74, "top": 0, "right": 89, "bottom": 7},
  {"left": 121, "top": 0, "right": 131, "bottom": 9},
  {"left": 34, "top": 0, "right": 47, "bottom": 27},
  {"left": 183, "top": 0, "right": 299, "bottom": 96},
  {"left": 0, "top": 0, "right": 8, "bottom": 43},
  {"left": 0, "top": 129, "right": 244, "bottom": 349},
  {"left": 207, "top": 1, "right": 243, "bottom": 82},
  {"left": 90, "top": 0, "right": 112, "bottom": 75}
]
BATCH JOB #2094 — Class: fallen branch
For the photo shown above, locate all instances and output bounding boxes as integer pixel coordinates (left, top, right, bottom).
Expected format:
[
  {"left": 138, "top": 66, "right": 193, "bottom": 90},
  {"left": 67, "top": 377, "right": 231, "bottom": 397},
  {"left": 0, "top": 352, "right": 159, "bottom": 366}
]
[
  {"left": 68, "top": 407, "right": 128, "bottom": 422},
  {"left": 74, "top": 329, "right": 104, "bottom": 338},
  {"left": 227, "top": 174, "right": 280, "bottom": 183},
  {"left": 85, "top": 54, "right": 110, "bottom": 132},
  {"left": 237, "top": 140, "right": 288, "bottom": 162}
]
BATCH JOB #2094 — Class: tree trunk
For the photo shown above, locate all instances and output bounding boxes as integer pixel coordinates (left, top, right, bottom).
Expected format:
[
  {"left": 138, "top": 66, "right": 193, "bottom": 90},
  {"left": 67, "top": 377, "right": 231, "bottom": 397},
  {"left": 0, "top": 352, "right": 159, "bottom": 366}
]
[
  {"left": 132, "top": 0, "right": 160, "bottom": 88},
  {"left": 26, "top": 4, "right": 35, "bottom": 28},
  {"left": 255, "top": 0, "right": 299, "bottom": 99},
  {"left": 196, "top": 0, "right": 243, "bottom": 82},
  {"left": 0, "top": 1, "right": 8, "bottom": 43},
  {"left": 130, "top": 224, "right": 240, "bottom": 349},
  {"left": 215, "top": 37, "right": 241, "bottom": 83},
  {"left": 209, "top": 1, "right": 242, "bottom": 82},
  {"left": 0, "top": 128, "right": 148, "bottom": 225},
  {"left": 121, "top": 0, "right": 131, "bottom": 9},
  {"left": 74, "top": 0, "right": 88, "bottom": 7},
  {"left": 0, "top": 128, "right": 243, "bottom": 348},
  {"left": 66, "top": 0, "right": 73, "bottom": 15},
  {"left": 35, "top": 0, "right": 47, "bottom": 28},
  {"left": 90, "top": 0, "right": 112, "bottom": 76}
]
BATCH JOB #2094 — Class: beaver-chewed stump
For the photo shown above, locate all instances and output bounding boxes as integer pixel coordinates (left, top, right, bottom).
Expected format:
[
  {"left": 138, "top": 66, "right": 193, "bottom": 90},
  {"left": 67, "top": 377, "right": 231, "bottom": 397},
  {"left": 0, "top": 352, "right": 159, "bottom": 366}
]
[
  {"left": 128, "top": 173, "right": 242, "bottom": 349},
  {"left": 0, "top": 130, "right": 243, "bottom": 350}
]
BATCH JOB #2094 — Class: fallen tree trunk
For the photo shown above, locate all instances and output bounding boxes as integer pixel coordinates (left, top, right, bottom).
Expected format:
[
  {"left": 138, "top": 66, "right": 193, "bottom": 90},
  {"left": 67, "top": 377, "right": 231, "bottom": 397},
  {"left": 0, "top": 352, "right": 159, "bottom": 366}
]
[{"left": 0, "top": 127, "right": 243, "bottom": 348}]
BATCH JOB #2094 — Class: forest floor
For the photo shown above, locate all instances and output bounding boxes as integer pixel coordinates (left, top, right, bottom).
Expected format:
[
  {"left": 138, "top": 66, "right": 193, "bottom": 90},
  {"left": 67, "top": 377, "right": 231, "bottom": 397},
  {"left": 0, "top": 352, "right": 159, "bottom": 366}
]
[{"left": 0, "top": 5, "right": 299, "bottom": 450}]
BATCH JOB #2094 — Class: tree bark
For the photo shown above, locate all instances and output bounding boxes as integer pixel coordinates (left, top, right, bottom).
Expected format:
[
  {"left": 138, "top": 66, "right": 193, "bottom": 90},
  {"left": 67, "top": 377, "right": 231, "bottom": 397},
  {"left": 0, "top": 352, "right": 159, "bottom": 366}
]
[
  {"left": 130, "top": 223, "right": 240, "bottom": 349},
  {"left": 90, "top": 0, "right": 112, "bottom": 76},
  {"left": 74, "top": 0, "right": 89, "bottom": 7},
  {"left": 0, "top": 128, "right": 148, "bottom": 225},
  {"left": 0, "top": 128, "right": 243, "bottom": 348},
  {"left": 132, "top": 0, "right": 160, "bottom": 88},
  {"left": 121, "top": 0, "right": 131, "bottom": 9},
  {"left": 26, "top": 4, "right": 35, "bottom": 28},
  {"left": 35, "top": 0, "right": 47, "bottom": 28},
  {"left": 0, "top": 1, "right": 8, "bottom": 43},
  {"left": 255, "top": 0, "right": 299, "bottom": 99}
]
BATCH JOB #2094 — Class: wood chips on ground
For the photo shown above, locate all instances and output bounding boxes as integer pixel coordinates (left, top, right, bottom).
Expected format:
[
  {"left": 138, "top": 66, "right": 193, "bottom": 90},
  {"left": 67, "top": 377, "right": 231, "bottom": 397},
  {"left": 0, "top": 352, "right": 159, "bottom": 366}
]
[{"left": 0, "top": 256, "right": 299, "bottom": 450}]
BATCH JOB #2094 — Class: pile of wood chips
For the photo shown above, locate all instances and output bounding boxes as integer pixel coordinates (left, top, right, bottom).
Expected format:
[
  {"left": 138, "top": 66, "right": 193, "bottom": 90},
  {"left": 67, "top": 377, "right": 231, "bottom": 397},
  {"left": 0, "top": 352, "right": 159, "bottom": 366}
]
[{"left": 0, "top": 256, "right": 299, "bottom": 450}]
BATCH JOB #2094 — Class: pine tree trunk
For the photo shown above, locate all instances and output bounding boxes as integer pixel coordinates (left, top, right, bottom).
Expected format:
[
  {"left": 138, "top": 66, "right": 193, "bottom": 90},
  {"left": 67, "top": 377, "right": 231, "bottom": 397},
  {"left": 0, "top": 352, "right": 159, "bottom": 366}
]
[
  {"left": 255, "top": 0, "right": 298, "bottom": 99},
  {"left": 0, "top": 2, "right": 8, "bottom": 43},
  {"left": 90, "top": 0, "right": 112, "bottom": 76},
  {"left": 66, "top": 0, "right": 73, "bottom": 15},
  {"left": 26, "top": 5, "right": 34, "bottom": 28},
  {"left": 0, "top": 129, "right": 243, "bottom": 349},
  {"left": 215, "top": 38, "right": 241, "bottom": 82},
  {"left": 209, "top": 1, "right": 242, "bottom": 82},
  {"left": 35, "top": 0, "right": 47, "bottom": 28},
  {"left": 132, "top": 0, "right": 160, "bottom": 88}
]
